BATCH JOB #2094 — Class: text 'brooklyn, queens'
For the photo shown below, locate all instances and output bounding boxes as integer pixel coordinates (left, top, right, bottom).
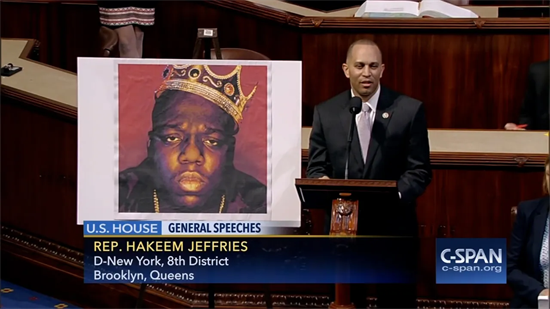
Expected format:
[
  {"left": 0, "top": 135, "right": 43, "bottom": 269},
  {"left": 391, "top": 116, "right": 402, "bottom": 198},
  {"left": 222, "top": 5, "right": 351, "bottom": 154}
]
[{"left": 93, "top": 269, "right": 195, "bottom": 283}]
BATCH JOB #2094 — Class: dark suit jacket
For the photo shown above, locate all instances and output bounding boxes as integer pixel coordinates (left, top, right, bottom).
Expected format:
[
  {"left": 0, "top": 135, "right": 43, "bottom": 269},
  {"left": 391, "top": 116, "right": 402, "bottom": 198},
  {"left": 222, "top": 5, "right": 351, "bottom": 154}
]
[
  {"left": 306, "top": 87, "right": 432, "bottom": 236},
  {"left": 508, "top": 197, "right": 549, "bottom": 309},
  {"left": 518, "top": 60, "right": 549, "bottom": 130}
]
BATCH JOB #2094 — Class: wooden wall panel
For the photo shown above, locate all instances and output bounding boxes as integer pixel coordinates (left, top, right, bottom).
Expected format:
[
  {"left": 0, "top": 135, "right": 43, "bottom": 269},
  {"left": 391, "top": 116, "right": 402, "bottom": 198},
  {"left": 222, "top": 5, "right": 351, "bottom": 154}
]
[
  {"left": 1, "top": 0, "right": 549, "bottom": 306},
  {"left": 1, "top": 97, "right": 83, "bottom": 250},
  {"left": 143, "top": 1, "right": 302, "bottom": 62},
  {"left": 2, "top": 88, "right": 543, "bottom": 302},
  {"left": 301, "top": 166, "right": 544, "bottom": 301},
  {"left": 1, "top": 2, "right": 53, "bottom": 65},
  {"left": 2, "top": 1, "right": 548, "bottom": 127},
  {"left": 1, "top": 1, "right": 302, "bottom": 72},
  {"left": 414, "top": 167, "right": 543, "bottom": 300},
  {"left": 3, "top": 82, "right": 544, "bottom": 304},
  {"left": 58, "top": 3, "right": 100, "bottom": 71},
  {"left": 301, "top": 32, "right": 549, "bottom": 128}
]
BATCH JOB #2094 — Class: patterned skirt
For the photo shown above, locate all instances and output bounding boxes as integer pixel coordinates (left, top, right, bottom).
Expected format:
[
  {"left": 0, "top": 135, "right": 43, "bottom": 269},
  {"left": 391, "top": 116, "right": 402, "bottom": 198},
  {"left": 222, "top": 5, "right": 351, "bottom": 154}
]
[{"left": 98, "top": 1, "right": 155, "bottom": 27}]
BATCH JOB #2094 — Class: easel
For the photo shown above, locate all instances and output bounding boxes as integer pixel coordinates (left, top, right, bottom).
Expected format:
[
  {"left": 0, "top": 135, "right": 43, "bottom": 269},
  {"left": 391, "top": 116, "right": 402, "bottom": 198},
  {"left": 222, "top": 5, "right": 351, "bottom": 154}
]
[
  {"left": 191, "top": 28, "right": 274, "bottom": 308},
  {"left": 192, "top": 28, "right": 222, "bottom": 59},
  {"left": 133, "top": 28, "right": 220, "bottom": 309},
  {"left": 194, "top": 28, "right": 220, "bottom": 309}
]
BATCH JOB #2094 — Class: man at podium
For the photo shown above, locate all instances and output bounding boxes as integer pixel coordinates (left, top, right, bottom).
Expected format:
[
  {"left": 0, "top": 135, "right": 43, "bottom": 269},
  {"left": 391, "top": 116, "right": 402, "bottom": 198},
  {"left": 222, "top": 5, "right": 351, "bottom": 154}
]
[{"left": 307, "top": 39, "right": 432, "bottom": 308}]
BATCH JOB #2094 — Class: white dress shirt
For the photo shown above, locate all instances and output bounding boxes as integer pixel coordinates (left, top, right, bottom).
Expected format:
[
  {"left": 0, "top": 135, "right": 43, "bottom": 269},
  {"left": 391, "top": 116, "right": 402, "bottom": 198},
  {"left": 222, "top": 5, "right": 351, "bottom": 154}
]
[{"left": 351, "top": 87, "right": 379, "bottom": 133}]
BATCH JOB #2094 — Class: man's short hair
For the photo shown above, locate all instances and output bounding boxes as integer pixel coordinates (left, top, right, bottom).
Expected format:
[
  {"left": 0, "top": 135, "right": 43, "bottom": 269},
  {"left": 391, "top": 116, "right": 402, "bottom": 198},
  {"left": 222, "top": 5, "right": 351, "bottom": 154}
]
[{"left": 346, "top": 39, "right": 381, "bottom": 62}]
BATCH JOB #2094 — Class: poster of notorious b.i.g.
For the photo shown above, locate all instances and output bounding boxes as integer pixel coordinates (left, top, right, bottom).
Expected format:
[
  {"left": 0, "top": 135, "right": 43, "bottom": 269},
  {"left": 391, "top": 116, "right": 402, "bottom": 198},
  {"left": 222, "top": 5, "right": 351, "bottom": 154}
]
[{"left": 77, "top": 59, "right": 302, "bottom": 223}]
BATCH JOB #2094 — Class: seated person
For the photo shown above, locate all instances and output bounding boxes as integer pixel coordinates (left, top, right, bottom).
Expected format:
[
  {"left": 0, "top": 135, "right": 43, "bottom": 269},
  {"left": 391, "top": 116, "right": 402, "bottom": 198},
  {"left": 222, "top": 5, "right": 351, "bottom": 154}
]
[
  {"left": 505, "top": 60, "right": 549, "bottom": 131},
  {"left": 508, "top": 155, "right": 549, "bottom": 308}
]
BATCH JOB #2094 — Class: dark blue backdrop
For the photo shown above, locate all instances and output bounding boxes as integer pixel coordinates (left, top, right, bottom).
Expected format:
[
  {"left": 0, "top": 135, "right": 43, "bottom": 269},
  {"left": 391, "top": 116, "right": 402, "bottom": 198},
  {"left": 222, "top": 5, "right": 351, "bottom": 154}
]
[{"left": 84, "top": 236, "right": 416, "bottom": 284}]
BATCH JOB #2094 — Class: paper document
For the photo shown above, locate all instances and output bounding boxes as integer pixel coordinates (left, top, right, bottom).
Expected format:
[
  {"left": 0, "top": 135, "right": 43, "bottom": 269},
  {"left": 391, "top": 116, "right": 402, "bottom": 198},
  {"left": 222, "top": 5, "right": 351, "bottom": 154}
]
[{"left": 355, "top": 0, "right": 478, "bottom": 18}]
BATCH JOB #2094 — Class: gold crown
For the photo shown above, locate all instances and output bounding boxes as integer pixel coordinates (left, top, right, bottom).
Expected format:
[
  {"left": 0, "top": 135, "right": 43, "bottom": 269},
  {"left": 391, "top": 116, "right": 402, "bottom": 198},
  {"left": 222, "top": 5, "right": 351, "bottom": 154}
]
[{"left": 155, "top": 64, "right": 257, "bottom": 123}]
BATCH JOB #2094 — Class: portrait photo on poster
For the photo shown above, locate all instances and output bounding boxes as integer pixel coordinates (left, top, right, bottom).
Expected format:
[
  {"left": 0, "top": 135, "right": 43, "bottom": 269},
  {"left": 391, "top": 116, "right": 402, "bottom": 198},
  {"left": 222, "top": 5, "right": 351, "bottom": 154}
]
[
  {"left": 77, "top": 58, "right": 302, "bottom": 224},
  {"left": 118, "top": 63, "right": 269, "bottom": 216}
]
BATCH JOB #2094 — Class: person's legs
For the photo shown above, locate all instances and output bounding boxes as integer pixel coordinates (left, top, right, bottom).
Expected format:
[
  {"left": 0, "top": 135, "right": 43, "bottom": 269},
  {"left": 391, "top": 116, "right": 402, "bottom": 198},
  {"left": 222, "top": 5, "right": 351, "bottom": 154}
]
[
  {"left": 350, "top": 284, "right": 367, "bottom": 308},
  {"left": 377, "top": 237, "right": 419, "bottom": 308},
  {"left": 114, "top": 25, "right": 139, "bottom": 58},
  {"left": 133, "top": 25, "right": 145, "bottom": 58},
  {"left": 329, "top": 284, "right": 367, "bottom": 308}
]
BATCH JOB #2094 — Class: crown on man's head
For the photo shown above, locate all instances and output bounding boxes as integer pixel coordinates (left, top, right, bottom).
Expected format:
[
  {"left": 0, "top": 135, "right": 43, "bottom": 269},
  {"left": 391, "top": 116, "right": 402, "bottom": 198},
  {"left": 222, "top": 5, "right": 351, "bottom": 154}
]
[{"left": 155, "top": 64, "right": 257, "bottom": 124}]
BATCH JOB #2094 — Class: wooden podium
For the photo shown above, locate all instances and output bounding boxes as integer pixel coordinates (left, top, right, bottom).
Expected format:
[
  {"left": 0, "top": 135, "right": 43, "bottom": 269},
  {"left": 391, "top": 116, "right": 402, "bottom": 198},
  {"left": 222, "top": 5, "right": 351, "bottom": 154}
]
[{"left": 295, "top": 178, "right": 398, "bottom": 309}]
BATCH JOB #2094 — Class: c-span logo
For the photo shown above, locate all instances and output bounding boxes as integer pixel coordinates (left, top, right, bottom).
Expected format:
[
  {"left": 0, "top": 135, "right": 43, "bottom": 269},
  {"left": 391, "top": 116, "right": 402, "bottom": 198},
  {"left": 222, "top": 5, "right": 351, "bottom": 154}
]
[{"left": 436, "top": 238, "right": 506, "bottom": 284}]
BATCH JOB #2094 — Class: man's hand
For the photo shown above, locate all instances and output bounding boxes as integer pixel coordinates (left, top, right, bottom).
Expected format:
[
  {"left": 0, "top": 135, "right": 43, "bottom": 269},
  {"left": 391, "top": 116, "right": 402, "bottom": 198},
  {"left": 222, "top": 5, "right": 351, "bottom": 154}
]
[
  {"left": 540, "top": 289, "right": 549, "bottom": 297},
  {"left": 319, "top": 176, "right": 330, "bottom": 179},
  {"left": 504, "top": 123, "right": 526, "bottom": 130}
]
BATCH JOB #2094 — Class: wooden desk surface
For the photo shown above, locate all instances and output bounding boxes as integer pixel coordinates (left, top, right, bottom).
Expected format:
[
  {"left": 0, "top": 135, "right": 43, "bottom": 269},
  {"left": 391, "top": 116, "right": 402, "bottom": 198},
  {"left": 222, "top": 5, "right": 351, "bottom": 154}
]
[
  {"left": 1, "top": 38, "right": 77, "bottom": 109},
  {"left": 301, "top": 127, "right": 549, "bottom": 154}
]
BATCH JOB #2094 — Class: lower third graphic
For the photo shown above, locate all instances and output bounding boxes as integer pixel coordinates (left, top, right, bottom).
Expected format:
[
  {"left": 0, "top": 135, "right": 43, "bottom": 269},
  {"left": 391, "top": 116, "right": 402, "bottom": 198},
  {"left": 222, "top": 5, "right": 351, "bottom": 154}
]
[{"left": 436, "top": 238, "right": 506, "bottom": 284}]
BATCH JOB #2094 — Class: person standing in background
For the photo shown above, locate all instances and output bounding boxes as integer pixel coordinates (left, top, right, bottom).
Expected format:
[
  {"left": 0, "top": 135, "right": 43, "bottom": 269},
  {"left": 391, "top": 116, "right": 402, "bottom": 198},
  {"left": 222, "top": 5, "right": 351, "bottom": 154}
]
[
  {"left": 505, "top": 60, "right": 549, "bottom": 131},
  {"left": 97, "top": 1, "right": 156, "bottom": 58}
]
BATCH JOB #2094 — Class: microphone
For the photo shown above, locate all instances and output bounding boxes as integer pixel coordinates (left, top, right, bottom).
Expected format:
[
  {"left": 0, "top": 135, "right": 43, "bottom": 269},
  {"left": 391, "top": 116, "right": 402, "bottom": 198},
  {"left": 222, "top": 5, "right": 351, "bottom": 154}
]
[{"left": 345, "top": 97, "right": 363, "bottom": 180}]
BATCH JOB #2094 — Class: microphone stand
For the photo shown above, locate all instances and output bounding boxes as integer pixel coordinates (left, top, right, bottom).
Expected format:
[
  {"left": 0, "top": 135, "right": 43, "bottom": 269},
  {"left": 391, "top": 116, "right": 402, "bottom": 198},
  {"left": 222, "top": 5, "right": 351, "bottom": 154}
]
[{"left": 208, "top": 284, "right": 216, "bottom": 308}]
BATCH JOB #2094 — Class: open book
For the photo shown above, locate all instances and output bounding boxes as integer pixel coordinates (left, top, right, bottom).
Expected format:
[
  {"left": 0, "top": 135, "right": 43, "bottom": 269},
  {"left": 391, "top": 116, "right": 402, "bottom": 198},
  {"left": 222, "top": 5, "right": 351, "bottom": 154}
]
[{"left": 355, "top": 0, "right": 479, "bottom": 18}]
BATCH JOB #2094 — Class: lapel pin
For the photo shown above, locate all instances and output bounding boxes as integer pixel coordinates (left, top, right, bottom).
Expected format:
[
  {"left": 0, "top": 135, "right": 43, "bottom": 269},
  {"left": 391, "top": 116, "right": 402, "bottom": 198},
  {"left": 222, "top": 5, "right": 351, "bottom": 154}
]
[{"left": 382, "top": 112, "right": 389, "bottom": 119}]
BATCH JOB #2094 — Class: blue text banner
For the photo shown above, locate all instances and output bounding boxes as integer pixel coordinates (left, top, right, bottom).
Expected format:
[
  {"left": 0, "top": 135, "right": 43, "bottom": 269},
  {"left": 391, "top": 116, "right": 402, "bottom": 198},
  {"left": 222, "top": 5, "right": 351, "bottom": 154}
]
[{"left": 84, "top": 236, "right": 416, "bottom": 284}]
